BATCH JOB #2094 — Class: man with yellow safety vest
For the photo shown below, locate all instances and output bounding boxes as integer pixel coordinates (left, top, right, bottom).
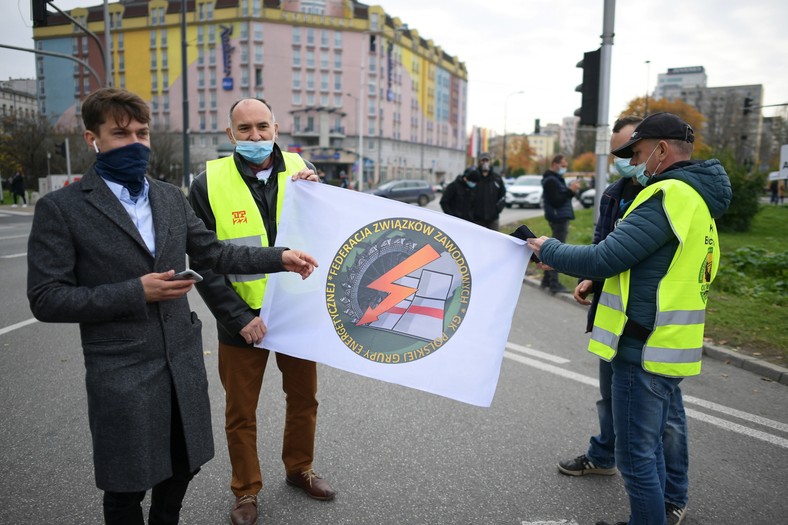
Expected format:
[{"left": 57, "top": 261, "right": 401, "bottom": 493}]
[
  {"left": 188, "top": 98, "right": 335, "bottom": 525},
  {"left": 528, "top": 113, "right": 732, "bottom": 525}
]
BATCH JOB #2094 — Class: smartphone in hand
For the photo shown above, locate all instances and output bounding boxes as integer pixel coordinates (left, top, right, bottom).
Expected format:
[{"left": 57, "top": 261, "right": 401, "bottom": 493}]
[
  {"left": 168, "top": 269, "right": 203, "bottom": 282},
  {"left": 509, "top": 225, "right": 541, "bottom": 263}
]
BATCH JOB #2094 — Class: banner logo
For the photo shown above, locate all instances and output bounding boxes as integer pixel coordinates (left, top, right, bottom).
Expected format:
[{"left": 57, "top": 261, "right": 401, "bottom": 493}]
[{"left": 325, "top": 218, "right": 471, "bottom": 364}]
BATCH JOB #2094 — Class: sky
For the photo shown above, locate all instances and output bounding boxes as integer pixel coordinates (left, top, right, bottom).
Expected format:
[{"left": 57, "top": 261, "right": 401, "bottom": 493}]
[{"left": 2, "top": 0, "right": 786, "bottom": 136}]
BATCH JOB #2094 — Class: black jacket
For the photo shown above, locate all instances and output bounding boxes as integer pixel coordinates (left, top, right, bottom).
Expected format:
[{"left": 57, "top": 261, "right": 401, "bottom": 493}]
[
  {"left": 542, "top": 169, "right": 575, "bottom": 222},
  {"left": 440, "top": 174, "right": 475, "bottom": 221},
  {"left": 188, "top": 144, "right": 315, "bottom": 346},
  {"left": 471, "top": 169, "right": 506, "bottom": 222}
]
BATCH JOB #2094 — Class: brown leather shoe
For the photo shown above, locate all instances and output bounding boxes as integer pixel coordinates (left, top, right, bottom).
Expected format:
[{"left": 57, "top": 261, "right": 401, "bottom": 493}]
[
  {"left": 285, "top": 469, "right": 336, "bottom": 500},
  {"left": 230, "top": 494, "right": 258, "bottom": 525}
]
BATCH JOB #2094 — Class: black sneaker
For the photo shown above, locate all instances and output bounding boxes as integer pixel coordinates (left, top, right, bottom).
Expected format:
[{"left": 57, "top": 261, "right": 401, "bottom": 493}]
[
  {"left": 666, "top": 502, "right": 686, "bottom": 525},
  {"left": 595, "top": 521, "right": 627, "bottom": 525},
  {"left": 557, "top": 454, "right": 618, "bottom": 476}
]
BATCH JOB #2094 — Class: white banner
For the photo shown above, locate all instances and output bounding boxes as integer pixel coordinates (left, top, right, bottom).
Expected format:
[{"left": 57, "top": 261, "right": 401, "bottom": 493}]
[{"left": 259, "top": 181, "right": 531, "bottom": 407}]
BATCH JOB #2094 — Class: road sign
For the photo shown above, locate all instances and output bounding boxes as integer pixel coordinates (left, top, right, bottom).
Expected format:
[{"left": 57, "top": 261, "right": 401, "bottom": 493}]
[{"left": 780, "top": 144, "right": 788, "bottom": 178}]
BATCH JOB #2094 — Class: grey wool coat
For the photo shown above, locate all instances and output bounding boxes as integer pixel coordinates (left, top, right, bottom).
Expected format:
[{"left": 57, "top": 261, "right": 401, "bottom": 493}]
[{"left": 27, "top": 168, "right": 289, "bottom": 492}]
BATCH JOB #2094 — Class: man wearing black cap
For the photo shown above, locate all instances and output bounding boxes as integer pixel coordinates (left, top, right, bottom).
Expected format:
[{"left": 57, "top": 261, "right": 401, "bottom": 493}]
[
  {"left": 470, "top": 152, "right": 506, "bottom": 230},
  {"left": 440, "top": 168, "right": 479, "bottom": 221},
  {"left": 528, "top": 112, "right": 732, "bottom": 525}
]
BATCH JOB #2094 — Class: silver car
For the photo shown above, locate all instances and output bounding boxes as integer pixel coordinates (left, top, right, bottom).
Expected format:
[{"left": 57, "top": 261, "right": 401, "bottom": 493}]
[{"left": 505, "top": 175, "right": 543, "bottom": 209}]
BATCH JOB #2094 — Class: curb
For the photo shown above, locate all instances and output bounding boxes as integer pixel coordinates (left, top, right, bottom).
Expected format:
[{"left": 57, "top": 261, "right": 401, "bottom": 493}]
[{"left": 522, "top": 275, "right": 788, "bottom": 386}]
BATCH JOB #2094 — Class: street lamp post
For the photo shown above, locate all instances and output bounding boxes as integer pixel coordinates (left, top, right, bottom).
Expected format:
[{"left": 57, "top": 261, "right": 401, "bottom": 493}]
[
  {"left": 347, "top": 93, "right": 362, "bottom": 190},
  {"left": 503, "top": 90, "right": 525, "bottom": 177}
]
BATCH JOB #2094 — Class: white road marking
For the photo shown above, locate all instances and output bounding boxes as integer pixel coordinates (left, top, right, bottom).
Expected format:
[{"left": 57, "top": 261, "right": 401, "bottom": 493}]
[
  {"left": 506, "top": 342, "right": 571, "bottom": 364},
  {"left": 504, "top": 346, "right": 788, "bottom": 449},
  {"left": 0, "top": 318, "right": 38, "bottom": 337}
]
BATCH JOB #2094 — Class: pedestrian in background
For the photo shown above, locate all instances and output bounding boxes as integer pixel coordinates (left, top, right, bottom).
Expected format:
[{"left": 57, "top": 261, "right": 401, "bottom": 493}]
[
  {"left": 470, "top": 151, "right": 506, "bottom": 230},
  {"left": 11, "top": 170, "right": 27, "bottom": 207},
  {"left": 188, "top": 97, "right": 335, "bottom": 525},
  {"left": 529, "top": 112, "right": 731, "bottom": 525},
  {"left": 26, "top": 87, "right": 318, "bottom": 525},
  {"left": 440, "top": 168, "right": 479, "bottom": 221},
  {"left": 557, "top": 115, "right": 690, "bottom": 525},
  {"left": 540, "top": 154, "right": 579, "bottom": 294}
]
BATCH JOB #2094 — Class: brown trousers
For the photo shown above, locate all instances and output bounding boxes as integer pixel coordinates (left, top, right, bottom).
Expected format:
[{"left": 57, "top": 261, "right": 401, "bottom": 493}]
[{"left": 218, "top": 342, "right": 318, "bottom": 497}]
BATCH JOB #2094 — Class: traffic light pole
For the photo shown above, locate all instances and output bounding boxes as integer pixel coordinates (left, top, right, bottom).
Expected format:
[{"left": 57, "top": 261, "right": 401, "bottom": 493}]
[{"left": 592, "top": 0, "right": 616, "bottom": 225}]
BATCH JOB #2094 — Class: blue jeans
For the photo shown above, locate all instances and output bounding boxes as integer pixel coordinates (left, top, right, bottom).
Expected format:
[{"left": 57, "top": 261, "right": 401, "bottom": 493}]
[
  {"left": 587, "top": 360, "right": 689, "bottom": 509},
  {"left": 611, "top": 359, "right": 684, "bottom": 525}
]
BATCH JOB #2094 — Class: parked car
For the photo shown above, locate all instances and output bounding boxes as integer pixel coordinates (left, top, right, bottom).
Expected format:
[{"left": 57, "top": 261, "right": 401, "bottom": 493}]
[
  {"left": 505, "top": 175, "right": 543, "bottom": 208},
  {"left": 371, "top": 179, "right": 435, "bottom": 206},
  {"left": 580, "top": 188, "right": 596, "bottom": 208}
]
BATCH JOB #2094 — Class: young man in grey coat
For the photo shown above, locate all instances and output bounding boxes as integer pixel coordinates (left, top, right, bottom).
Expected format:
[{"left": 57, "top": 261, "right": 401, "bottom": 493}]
[{"left": 27, "top": 87, "right": 318, "bottom": 525}]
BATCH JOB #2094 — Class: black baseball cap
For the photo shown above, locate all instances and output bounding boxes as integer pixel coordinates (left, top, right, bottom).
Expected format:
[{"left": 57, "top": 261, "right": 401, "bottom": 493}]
[
  {"left": 612, "top": 112, "right": 694, "bottom": 158},
  {"left": 479, "top": 151, "right": 491, "bottom": 161}
]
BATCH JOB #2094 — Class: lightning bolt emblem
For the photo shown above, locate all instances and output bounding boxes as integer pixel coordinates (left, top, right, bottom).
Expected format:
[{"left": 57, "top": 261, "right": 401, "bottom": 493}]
[{"left": 356, "top": 244, "right": 441, "bottom": 326}]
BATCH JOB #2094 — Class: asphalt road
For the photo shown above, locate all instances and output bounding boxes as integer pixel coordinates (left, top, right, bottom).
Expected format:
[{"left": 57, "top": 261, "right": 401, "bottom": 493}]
[{"left": 1, "top": 205, "right": 787, "bottom": 525}]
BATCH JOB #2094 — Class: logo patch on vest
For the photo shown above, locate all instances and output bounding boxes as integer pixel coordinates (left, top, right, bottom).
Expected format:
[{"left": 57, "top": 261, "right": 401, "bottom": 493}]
[
  {"left": 232, "top": 210, "right": 248, "bottom": 224},
  {"left": 698, "top": 246, "right": 713, "bottom": 303},
  {"left": 324, "top": 217, "right": 471, "bottom": 364}
]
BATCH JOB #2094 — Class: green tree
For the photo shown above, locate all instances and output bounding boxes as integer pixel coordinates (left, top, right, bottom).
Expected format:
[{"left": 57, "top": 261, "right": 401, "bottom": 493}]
[{"left": 714, "top": 148, "right": 765, "bottom": 233}]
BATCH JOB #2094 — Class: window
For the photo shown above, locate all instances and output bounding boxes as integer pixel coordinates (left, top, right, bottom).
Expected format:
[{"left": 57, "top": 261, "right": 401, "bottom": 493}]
[
  {"left": 152, "top": 95, "right": 159, "bottom": 111},
  {"left": 321, "top": 30, "right": 329, "bottom": 48},
  {"left": 294, "top": 115, "right": 301, "bottom": 131},
  {"left": 162, "top": 93, "right": 169, "bottom": 111},
  {"left": 150, "top": 31, "right": 157, "bottom": 48},
  {"left": 306, "top": 50, "right": 314, "bottom": 69},
  {"left": 151, "top": 75, "right": 158, "bottom": 92},
  {"left": 254, "top": 44, "right": 263, "bottom": 64},
  {"left": 253, "top": 23, "right": 263, "bottom": 41},
  {"left": 255, "top": 67, "right": 262, "bottom": 86},
  {"left": 199, "top": 114, "right": 206, "bottom": 131},
  {"left": 198, "top": 70, "right": 205, "bottom": 88},
  {"left": 334, "top": 51, "right": 342, "bottom": 69},
  {"left": 209, "top": 69, "right": 216, "bottom": 87},
  {"left": 306, "top": 93, "right": 315, "bottom": 105},
  {"left": 320, "top": 51, "right": 328, "bottom": 70},
  {"left": 320, "top": 76, "right": 328, "bottom": 92},
  {"left": 161, "top": 52, "right": 168, "bottom": 69},
  {"left": 199, "top": 2, "right": 205, "bottom": 21},
  {"left": 333, "top": 72, "right": 342, "bottom": 91},
  {"left": 292, "top": 71, "right": 301, "bottom": 89},
  {"left": 320, "top": 94, "right": 329, "bottom": 106},
  {"left": 151, "top": 54, "right": 157, "bottom": 69},
  {"left": 162, "top": 71, "right": 169, "bottom": 90},
  {"left": 158, "top": 7, "right": 165, "bottom": 25},
  {"left": 210, "top": 91, "right": 216, "bottom": 109},
  {"left": 292, "top": 92, "right": 302, "bottom": 105},
  {"left": 197, "top": 26, "right": 204, "bottom": 45},
  {"left": 334, "top": 31, "right": 342, "bottom": 49},
  {"left": 240, "top": 23, "right": 248, "bottom": 41},
  {"left": 118, "top": 33, "right": 124, "bottom": 50},
  {"left": 306, "top": 28, "right": 314, "bottom": 46},
  {"left": 211, "top": 113, "right": 217, "bottom": 130},
  {"left": 198, "top": 47, "right": 204, "bottom": 65},
  {"left": 293, "top": 49, "right": 301, "bottom": 67},
  {"left": 209, "top": 25, "right": 216, "bottom": 44},
  {"left": 333, "top": 94, "right": 343, "bottom": 107},
  {"left": 241, "top": 69, "right": 249, "bottom": 87},
  {"left": 292, "top": 26, "right": 301, "bottom": 45},
  {"left": 306, "top": 72, "right": 314, "bottom": 90},
  {"left": 209, "top": 47, "right": 216, "bottom": 65}
]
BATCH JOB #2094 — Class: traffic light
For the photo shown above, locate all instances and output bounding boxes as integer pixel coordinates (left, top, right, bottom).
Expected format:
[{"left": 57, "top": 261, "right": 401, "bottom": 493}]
[
  {"left": 55, "top": 141, "right": 67, "bottom": 157},
  {"left": 534, "top": 118, "right": 541, "bottom": 135},
  {"left": 743, "top": 96, "right": 753, "bottom": 116},
  {"left": 31, "top": 0, "right": 49, "bottom": 28},
  {"left": 575, "top": 48, "right": 601, "bottom": 127}
]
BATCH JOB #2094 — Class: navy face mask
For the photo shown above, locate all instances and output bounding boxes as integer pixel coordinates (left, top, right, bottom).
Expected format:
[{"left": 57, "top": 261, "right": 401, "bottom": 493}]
[{"left": 94, "top": 142, "right": 151, "bottom": 197}]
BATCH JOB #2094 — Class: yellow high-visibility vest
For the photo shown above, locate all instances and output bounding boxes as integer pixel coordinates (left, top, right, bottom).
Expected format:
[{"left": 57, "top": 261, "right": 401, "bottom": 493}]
[
  {"left": 588, "top": 179, "right": 719, "bottom": 377},
  {"left": 206, "top": 152, "right": 306, "bottom": 308}
]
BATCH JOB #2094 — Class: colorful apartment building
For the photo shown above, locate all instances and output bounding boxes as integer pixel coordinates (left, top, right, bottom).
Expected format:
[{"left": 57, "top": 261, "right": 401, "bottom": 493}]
[{"left": 33, "top": 0, "right": 468, "bottom": 184}]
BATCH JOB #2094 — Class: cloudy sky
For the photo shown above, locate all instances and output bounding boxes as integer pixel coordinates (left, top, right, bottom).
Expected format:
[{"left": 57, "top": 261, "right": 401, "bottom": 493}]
[{"left": 2, "top": 0, "right": 786, "bottom": 135}]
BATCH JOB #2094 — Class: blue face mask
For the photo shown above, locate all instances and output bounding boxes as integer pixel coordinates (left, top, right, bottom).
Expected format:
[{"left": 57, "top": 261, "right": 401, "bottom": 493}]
[
  {"left": 614, "top": 158, "right": 644, "bottom": 179},
  {"left": 557, "top": 167, "right": 567, "bottom": 176},
  {"left": 466, "top": 180, "right": 477, "bottom": 189},
  {"left": 235, "top": 139, "right": 275, "bottom": 164},
  {"left": 94, "top": 142, "right": 151, "bottom": 197},
  {"left": 633, "top": 143, "right": 662, "bottom": 187}
]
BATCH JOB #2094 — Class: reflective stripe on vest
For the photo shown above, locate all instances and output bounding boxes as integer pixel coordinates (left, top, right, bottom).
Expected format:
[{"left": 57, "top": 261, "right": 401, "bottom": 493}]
[
  {"left": 206, "top": 152, "right": 306, "bottom": 308},
  {"left": 588, "top": 179, "right": 718, "bottom": 377}
]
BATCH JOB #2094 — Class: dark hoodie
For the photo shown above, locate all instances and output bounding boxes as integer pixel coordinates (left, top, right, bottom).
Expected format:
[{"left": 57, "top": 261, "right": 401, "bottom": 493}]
[{"left": 538, "top": 158, "right": 732, "bottom": 363}]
